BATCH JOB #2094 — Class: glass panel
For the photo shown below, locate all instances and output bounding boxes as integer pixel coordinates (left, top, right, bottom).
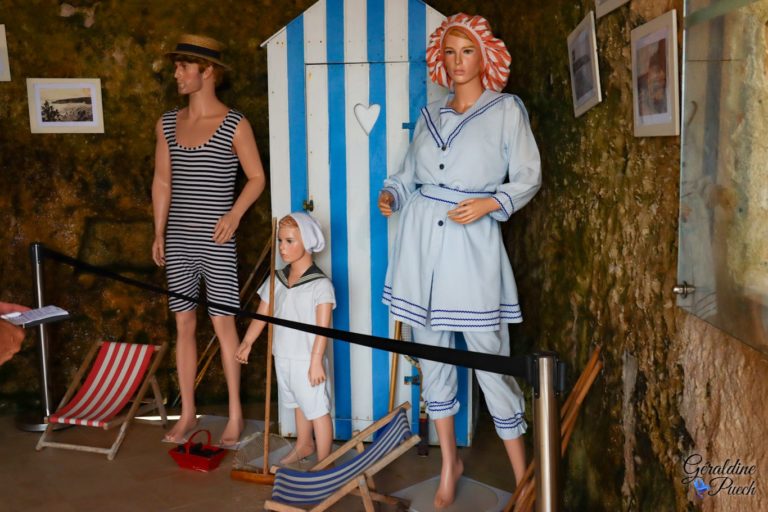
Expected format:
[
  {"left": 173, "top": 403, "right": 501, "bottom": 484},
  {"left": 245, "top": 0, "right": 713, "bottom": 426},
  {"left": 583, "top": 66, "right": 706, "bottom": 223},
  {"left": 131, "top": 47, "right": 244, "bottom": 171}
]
[{"left": 678, "top": 0, "right": 768, "bottom": 353}]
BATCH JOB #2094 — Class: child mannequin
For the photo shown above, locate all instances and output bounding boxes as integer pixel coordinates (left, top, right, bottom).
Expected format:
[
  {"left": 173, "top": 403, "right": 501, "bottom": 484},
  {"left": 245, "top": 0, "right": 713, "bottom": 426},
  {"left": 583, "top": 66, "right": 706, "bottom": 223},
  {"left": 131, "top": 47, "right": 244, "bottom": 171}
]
[{"left": 235, "top": 212, "right": 335, "bottom": 464}]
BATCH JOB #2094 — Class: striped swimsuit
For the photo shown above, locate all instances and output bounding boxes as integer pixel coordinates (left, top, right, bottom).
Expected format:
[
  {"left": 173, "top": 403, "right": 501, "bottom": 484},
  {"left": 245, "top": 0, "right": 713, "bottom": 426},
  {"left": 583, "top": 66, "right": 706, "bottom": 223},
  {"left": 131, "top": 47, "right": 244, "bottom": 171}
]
[{"left": 162, "top": 108, "right": 243, "bottom": 316}]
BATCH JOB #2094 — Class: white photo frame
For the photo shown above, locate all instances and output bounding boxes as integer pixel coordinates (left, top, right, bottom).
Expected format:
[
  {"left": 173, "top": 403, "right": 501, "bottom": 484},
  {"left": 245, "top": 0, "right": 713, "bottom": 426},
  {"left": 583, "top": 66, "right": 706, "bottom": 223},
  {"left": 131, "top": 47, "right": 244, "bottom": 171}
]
[
  {"left": 596, "top": 0, "right": 630, "bottom": 18},
  {"left": 631, "top": 10, "right": 679, "bottom": 137},
  {"left": 567, "top": 12, "right": 602, "bottom": 118},
  {"left": 26, "top": 78, "right": 105, "bottom": 133},
  {"left": 0, "top": 25, "right": 10, "bottom": 82}
]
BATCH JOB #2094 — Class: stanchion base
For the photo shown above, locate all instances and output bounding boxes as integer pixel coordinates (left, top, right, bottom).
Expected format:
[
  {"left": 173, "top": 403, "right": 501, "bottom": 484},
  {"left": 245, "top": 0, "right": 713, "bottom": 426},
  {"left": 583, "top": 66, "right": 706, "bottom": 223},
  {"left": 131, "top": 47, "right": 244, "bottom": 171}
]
[
  {"left": 392, "top": 476, "right": 512, "bottom": 512},
  {"left": 15, "top": 413, "right": 70, "bottom": 432}
]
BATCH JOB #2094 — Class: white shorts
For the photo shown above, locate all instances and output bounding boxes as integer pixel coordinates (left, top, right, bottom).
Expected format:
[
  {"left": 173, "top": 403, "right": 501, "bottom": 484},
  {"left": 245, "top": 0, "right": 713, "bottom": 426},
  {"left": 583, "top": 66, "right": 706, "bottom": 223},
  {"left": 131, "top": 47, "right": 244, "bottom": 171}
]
[{"left": 274, "top": 356, "right": 331, "bottom": 421}]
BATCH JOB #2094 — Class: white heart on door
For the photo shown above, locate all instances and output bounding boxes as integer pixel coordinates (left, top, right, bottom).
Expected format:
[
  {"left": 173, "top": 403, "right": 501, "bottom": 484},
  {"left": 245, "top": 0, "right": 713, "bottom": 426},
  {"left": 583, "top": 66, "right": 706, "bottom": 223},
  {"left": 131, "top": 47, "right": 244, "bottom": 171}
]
[{"left": 354, "top": 103, "right": 381, "bottom": 135}]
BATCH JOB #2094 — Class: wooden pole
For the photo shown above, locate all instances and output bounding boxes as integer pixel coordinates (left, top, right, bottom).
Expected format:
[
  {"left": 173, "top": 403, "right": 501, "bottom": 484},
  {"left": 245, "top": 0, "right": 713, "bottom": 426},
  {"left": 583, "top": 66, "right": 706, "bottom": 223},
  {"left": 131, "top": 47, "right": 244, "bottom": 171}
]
[
  {"left": 388, "top": 321, "right": 403, "bottom": 411},
  {"left": 262, "top": 217, "right": 278, "bottom": 478}
]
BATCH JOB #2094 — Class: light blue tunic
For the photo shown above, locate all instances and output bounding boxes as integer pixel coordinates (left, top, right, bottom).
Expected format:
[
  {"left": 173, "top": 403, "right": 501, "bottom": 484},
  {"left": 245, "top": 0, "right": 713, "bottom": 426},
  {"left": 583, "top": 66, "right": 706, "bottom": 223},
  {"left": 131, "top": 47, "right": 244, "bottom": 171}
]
[{"left": 382, "top": 90, "right": 541, "bottom": 332}]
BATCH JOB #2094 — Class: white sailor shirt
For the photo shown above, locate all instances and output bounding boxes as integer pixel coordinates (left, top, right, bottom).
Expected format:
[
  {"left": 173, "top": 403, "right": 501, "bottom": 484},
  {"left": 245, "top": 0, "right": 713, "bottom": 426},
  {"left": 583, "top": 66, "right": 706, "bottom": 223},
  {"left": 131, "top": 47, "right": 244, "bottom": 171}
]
[{"left": 258, "top": 264, "right": 336, "bottom": 360}]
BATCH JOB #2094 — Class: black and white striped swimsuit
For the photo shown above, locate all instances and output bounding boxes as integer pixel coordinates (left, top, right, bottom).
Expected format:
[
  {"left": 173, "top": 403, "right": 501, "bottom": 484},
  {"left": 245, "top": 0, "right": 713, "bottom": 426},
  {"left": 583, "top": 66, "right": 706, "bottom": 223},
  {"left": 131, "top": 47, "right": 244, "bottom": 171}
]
[{"left": 162, "top": 108, "right": 243, "bottom": 316}]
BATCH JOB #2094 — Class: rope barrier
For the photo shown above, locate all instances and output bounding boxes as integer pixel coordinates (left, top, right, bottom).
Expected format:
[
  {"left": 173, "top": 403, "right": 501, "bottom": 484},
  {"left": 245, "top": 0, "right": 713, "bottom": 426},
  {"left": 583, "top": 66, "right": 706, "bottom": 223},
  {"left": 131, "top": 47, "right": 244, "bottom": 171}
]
[{"left": 39, "top": 246, "right": 534, "bottom": 382}]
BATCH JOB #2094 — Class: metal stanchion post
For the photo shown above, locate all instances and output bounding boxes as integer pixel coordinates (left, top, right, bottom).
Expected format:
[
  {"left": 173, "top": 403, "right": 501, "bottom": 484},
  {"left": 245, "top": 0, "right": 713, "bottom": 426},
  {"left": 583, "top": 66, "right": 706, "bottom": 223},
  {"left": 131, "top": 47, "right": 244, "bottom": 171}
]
[
  {"left": 16, "top": 243, "right": 64, "bottom": 432},
  {"left": 533, "top": 352, "right": 562, "bottom": 512}
]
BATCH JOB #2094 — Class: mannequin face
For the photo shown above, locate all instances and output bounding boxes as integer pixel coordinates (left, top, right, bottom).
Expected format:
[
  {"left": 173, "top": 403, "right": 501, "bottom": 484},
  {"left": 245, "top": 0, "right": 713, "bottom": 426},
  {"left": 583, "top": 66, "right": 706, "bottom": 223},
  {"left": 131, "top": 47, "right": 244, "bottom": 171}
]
[
  {"left": 443, "top": 32, "right": 483, "bottom": 87},
  {"left": 173, "top": 60, "right": 211, "bottom": 95},
  {"left": 278, "top": 226, "right": 307, "bottom": 265}
]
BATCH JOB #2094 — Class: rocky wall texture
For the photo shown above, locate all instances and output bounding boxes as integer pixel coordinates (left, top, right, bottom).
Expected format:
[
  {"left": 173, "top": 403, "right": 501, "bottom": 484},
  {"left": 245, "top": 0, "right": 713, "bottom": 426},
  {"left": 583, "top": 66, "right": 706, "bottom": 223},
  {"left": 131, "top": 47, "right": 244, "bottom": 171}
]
[{"left": 2, "top": 1, "right": 767, "bottom": 510}]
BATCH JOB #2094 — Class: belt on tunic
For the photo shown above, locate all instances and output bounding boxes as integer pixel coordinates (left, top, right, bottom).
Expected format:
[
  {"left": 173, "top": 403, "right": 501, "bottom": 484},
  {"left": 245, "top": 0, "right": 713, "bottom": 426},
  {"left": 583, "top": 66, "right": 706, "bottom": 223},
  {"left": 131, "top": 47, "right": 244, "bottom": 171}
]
[{"left": 418, "top": 184, "right": 494, "bottom": 206}]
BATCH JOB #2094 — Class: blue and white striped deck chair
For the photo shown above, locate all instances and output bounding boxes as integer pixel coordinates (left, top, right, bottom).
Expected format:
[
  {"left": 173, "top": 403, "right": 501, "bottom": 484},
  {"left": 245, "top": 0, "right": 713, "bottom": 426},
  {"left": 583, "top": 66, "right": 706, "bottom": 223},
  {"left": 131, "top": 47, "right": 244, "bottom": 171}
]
[{"left": 264, "top": 402, "right": 419, "bottom": 512}]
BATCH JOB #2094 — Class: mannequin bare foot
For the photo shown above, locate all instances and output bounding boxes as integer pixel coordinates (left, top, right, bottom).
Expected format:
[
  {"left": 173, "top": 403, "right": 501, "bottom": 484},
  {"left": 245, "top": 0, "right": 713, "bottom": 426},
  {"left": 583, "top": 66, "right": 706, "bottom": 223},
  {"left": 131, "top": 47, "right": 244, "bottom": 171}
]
[
  {"left": 164, "top": 414, "right": 199, "bottom": 443},
  {"left": 219, "top": 417, "right": 244, "bottom": 447},
  {"left": 279, "top": 443, "right": 316, "bottom": 465},
  {"left": 434, "top": 456, "right": 464, "bottom": 509}
]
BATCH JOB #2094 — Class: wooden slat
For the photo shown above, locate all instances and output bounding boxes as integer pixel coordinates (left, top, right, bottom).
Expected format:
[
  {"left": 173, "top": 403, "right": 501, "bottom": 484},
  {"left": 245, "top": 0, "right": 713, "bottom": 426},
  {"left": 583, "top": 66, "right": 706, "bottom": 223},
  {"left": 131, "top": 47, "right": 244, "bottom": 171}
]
[{"left": 311, "top": 402, "right": 411, "bottom": 471}]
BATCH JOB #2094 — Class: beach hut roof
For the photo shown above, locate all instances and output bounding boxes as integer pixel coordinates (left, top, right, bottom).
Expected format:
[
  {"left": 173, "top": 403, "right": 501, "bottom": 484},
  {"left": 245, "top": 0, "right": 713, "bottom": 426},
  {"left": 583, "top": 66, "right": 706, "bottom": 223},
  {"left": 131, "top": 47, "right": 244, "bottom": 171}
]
[{"left": 260, "top": 0, "right": 438, "bottom": 48}]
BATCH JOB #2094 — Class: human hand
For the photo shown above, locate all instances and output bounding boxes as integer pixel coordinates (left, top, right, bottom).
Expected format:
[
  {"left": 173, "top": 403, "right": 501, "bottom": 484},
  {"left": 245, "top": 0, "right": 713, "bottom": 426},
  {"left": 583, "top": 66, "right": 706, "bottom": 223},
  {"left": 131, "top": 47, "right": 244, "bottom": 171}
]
[
  {"left": 378, "top": 191, "right": 394, "bottom": 218},
  {"left": 447, "top": 197, "right": 499, "bottom": 224},
  {"left": 235, "top": 341, "right": 253, "bottom": 364},
  {"left": 308, "top": 355, "right": 326, "bottom": 387},
  {"left": 0, "top": 320, "right": 25, "bottom": 366},
  {"left": 0, "top": 302, "right": 29, "bottom": 366},
  {"left": 0, "top": 302, "right": 31, "bottom": 315},
  {"left": 152, "top": 235, "right": 165, "bottom": 267},
  {"left": 213, "top": 212, "right": 240, "bottom": 244}
]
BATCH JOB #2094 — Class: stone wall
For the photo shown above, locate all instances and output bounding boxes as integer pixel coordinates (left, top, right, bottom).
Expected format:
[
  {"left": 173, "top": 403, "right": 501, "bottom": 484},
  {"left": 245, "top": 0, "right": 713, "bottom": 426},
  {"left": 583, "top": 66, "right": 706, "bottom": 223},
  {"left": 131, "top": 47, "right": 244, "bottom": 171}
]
[{"left": 1, "top": 0, "right": 766, "bottom": 510}]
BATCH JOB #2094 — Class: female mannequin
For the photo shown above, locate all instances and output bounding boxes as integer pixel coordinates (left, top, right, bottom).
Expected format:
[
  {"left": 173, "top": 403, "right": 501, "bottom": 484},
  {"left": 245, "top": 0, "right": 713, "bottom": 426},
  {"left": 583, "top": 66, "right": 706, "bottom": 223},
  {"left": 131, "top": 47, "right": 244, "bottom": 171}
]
[{"left": 378, "top": 13, "right": 541, "bottom": 508}]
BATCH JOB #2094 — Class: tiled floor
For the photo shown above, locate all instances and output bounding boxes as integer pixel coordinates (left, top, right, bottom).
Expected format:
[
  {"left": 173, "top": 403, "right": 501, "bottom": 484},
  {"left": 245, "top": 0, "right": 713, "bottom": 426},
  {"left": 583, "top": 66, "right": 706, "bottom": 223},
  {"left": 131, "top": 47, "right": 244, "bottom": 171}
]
[{"left": 2, "top": 404, "right": 518, "bottom": 511}]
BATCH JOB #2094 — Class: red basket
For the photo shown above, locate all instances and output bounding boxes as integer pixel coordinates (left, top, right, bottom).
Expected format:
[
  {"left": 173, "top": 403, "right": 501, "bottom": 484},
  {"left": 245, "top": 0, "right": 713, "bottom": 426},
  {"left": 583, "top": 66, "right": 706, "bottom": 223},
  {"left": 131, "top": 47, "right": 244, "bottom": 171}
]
[{"left": 168, "top": 429, "right": 227, "bottom": 472}]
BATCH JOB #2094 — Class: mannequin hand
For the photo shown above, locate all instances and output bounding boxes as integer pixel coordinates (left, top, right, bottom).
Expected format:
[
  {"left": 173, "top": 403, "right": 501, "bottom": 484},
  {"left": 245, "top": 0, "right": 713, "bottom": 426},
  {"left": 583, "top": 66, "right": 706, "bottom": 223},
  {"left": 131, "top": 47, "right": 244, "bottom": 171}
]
[
  {"left": 378, "top": 191, "right": 394, "bottom": 218},
  {"left": 213, "top": 212, "right": 240, "bottom": 244},
  {"left": 308, "top": 355, "right": 326, "bottom": 386},
  {"left": 152, "top": 235, "right": 165, "bottom": 267},
  {"left": 235, "top": 341, "right": 253, "bottom": 364},
  {"left": 447, "top": 197, "right": 499, "bottom": 225}
]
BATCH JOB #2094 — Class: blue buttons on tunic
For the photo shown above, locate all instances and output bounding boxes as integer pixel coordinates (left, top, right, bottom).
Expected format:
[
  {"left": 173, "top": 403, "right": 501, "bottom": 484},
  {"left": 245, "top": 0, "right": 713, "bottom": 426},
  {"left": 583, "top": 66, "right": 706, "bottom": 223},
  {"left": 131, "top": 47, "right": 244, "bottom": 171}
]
[
  {"left": 439, "top": 163, "right": 445, "bottom": 169},
  {"left": 441, "top": 145, "right": 447, "bottom": 151},
  {"left": 438, "top": 220, "right": 444, "bottom": 226}
]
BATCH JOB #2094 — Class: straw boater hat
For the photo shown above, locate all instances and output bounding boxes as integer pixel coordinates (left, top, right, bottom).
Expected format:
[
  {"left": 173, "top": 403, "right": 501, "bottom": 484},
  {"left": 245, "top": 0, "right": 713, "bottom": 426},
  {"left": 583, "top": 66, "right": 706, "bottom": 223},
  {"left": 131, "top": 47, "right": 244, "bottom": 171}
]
[{"left": 165, "top": 34, "right": 231, "bottom": 70}]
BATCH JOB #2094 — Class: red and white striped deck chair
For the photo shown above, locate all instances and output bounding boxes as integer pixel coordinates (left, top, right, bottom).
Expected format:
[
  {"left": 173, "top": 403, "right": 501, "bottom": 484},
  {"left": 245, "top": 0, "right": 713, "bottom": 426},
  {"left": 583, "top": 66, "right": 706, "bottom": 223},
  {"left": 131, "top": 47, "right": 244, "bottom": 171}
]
[{"left": 36, "top": 340, "right": 168, "bottom": 460}]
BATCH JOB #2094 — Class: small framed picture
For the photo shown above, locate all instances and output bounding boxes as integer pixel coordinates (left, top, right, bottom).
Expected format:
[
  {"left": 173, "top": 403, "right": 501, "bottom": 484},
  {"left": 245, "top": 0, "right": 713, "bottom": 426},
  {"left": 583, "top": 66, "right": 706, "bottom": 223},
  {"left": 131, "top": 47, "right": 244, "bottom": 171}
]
[
  {"left": 567, "top": 12, "right": 602, "bottom": 118},
  {"left": 26, "top": 78, "right": 104, "bottom": 133},
  {"left": 596, "top": 0, "right": 630, "bottom": 18},
  {"left": 631, "top": 10, "right": 679, "bottom": 137},
  {"left": 0, "top": 25, "right": 10, "bottom": 82}
]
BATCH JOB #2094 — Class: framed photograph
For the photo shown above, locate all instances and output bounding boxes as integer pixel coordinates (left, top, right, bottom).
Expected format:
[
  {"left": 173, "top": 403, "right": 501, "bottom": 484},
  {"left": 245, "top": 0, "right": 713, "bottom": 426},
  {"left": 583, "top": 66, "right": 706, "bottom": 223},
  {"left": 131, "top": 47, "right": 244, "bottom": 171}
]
[
  {"left": 567, "top": 12, "right": 602, "bottom": 118},
  {"left": 0, "top": 25, "right": 10, "bottom": 82},
  {"left": 596, "top": 0, "right": 630, "bottom": 18},
  {"left": 631, "top": 10, "right": 679, "bottom": 137},
  {"left": 26, "top": 78, "right": 105, "bottom": 133}
]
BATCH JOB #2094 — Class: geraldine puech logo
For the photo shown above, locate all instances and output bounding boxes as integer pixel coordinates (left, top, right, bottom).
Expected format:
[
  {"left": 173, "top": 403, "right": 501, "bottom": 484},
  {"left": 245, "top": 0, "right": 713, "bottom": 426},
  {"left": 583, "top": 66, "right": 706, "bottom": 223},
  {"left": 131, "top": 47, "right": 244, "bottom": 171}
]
[{"left": 682, "top": 454, "right": 757, "bottom": 498}]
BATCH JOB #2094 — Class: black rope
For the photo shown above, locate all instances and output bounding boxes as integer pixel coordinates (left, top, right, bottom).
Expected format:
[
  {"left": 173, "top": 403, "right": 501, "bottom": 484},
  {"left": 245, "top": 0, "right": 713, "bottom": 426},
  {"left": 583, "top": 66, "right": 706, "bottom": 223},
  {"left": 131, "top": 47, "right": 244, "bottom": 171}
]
[{"left": 40, "top": 245, "right": 534, "bottom": 383}]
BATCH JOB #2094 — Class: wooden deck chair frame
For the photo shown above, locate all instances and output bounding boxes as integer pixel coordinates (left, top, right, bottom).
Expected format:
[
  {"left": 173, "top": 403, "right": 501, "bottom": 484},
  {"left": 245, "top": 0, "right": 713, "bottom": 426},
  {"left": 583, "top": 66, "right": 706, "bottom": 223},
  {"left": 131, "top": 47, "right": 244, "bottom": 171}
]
[
  {"left": 264, "top": 402, "right": 420, "bottom": 512},
  {"left": 36, "top": 340, "right": 169, "bottom": 460}
]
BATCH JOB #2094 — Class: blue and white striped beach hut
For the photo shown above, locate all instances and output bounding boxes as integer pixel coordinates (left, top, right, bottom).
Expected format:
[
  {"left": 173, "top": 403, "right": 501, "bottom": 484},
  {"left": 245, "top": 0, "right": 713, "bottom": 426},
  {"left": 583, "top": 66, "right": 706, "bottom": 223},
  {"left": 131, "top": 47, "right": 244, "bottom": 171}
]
[{"left": 262, "top": 0, "right": 477, "bottom": 446}]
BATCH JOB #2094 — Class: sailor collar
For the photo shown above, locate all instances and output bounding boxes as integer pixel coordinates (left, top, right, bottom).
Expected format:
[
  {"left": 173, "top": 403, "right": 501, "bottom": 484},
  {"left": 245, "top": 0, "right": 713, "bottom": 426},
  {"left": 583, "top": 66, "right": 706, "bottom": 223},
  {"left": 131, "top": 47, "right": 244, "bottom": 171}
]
[
  {"left": 277, "top": 263, "right": 327, "bottom": 289},
  {"left": 421, "top": 89, "right": 508, "bottom": 151}
]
